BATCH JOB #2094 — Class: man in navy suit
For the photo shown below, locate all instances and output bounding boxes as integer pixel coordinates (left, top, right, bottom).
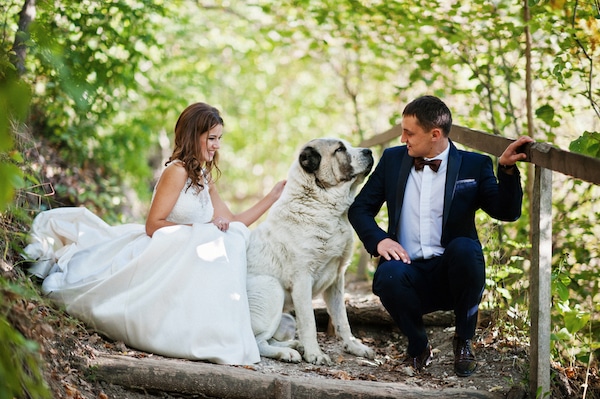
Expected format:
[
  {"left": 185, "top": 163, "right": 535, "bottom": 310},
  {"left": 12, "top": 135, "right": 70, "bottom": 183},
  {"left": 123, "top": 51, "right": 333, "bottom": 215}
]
[{"left": 348, "top": 96, "right": 533, "bottom": 377}]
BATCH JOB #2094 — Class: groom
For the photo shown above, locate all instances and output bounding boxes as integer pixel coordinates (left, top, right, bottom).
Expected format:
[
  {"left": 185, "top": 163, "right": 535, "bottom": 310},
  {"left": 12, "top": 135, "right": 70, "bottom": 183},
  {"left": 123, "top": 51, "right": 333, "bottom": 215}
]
[{"left": 349, "top": 95, "right": 533, "bottom": 377}]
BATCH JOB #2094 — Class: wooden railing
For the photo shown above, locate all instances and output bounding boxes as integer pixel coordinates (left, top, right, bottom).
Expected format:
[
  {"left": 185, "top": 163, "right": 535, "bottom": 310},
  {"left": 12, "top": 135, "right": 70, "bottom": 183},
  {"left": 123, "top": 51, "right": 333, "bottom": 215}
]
[{"left": 360, "top": 124, "right": 600, "bottom": 398}]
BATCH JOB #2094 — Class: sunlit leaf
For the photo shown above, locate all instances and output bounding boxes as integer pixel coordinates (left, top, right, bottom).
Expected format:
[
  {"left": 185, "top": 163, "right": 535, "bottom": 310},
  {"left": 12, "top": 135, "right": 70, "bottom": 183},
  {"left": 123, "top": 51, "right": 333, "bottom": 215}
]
[
  {"left": 535, "top": 104, "right": 560, "bottom": 127},
  {"left": 569, "top": 131, "right": 600, "bottom": 158},
  {"left": 563, "top": 311, "right": 590, "bottom": 334},
  {"left": 551, "top": 327, "right": 572, "bottom": 341}
]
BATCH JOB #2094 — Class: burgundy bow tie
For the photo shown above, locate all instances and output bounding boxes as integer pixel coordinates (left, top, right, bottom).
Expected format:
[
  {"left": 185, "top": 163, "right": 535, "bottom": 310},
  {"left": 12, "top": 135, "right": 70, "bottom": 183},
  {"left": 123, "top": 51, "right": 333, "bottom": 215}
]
[{"left": 414, "top": 157, "right": 442, "bottom": 172}]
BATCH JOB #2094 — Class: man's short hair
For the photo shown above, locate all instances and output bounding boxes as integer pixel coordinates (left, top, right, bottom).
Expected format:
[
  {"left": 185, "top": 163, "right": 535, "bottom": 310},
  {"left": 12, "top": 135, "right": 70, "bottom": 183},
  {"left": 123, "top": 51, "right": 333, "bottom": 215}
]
[{"left": 403, "top": 95, "right": 452, "bottom": 137}]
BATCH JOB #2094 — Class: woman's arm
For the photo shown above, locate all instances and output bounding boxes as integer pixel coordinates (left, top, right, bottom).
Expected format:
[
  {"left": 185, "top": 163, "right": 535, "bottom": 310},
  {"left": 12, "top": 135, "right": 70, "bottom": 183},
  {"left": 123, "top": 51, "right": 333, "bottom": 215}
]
[
  {"left": 210, "top": 180, "right": 286, "bottom": 229},
  {"left": 145, "top": 163, "right": 188, "bottom": 237}
]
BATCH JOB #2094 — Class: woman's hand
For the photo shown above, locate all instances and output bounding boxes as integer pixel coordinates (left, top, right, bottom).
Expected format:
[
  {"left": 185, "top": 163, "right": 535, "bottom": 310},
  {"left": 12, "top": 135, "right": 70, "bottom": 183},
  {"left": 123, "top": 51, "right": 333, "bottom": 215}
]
[
  {"left": 269, "top": 180, "right": 287, "bottom": 203},
  {"left": 212, "top": 216, "right": 230, "bottom": 231},
  {"left": 215, "top": 179, "right": 287, "bottom": 228}
]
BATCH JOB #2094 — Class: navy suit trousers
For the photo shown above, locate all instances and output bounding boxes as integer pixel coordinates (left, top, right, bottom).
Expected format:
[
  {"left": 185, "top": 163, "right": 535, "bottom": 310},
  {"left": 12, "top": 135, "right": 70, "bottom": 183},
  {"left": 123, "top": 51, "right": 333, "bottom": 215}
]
[{"left": 372, "top": 237, "right": 485, "bottom": 357}]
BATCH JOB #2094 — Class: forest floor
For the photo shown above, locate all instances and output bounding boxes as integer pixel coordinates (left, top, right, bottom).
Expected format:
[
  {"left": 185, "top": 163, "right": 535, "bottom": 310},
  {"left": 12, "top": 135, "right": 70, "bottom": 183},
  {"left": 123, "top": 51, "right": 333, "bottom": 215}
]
[{"left": 4, "top": 267, "right": 599, "bottom": 399}]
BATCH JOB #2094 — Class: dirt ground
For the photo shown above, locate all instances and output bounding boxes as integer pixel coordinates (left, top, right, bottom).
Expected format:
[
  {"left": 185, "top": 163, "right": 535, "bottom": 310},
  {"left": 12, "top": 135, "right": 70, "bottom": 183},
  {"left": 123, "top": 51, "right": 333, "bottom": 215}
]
[{"left": 6, "top": 273, "right": 598, "bottom": 399}]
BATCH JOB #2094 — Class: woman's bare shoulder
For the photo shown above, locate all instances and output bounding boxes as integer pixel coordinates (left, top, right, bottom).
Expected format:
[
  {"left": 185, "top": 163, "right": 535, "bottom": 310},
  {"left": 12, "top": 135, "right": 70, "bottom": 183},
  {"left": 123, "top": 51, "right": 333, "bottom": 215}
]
[{"left": 158, "top": 162, "right": 188, "bottom": 188}]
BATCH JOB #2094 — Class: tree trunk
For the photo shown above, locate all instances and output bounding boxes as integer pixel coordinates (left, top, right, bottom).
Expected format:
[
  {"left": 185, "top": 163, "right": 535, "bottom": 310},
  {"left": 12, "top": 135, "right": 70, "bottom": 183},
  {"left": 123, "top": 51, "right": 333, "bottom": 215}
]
[{"left": 11, "top": 0, "right": 37, "bottom": 76}]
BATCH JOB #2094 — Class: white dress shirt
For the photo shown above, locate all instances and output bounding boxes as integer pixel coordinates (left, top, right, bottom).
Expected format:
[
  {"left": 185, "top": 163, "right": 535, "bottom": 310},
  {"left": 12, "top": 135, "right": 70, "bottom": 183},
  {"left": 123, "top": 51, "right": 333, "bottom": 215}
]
[{"left": 398, "top": 145, "right": 449, "bottom": 260}]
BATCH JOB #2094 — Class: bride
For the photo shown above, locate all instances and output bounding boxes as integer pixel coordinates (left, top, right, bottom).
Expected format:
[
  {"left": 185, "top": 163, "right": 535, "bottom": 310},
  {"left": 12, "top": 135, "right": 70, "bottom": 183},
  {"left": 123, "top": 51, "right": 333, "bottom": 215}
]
[{"left": 25, "top": 102, "right": 285, "bottom": 365}]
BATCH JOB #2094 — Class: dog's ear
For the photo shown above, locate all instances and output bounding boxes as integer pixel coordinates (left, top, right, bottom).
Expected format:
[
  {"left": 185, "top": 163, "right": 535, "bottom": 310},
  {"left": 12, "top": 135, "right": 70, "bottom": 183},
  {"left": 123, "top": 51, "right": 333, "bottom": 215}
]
[{"left": 299, "top": 146, "right": 321, "bottom": 173}]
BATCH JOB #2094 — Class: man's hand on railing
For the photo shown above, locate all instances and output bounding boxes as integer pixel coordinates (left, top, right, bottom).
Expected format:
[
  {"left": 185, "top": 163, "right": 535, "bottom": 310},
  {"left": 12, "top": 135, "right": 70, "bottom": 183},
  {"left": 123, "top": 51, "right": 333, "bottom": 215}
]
[{"left": 498, "top": 136, "right": 535, "bottom": 173}]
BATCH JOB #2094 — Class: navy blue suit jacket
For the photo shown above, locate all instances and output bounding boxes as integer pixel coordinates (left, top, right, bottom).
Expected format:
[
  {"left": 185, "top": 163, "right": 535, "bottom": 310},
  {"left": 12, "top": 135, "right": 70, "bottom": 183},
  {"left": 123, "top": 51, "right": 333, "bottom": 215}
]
[{"left": 348, "top": 140, "right": 523, "bottom": 258}]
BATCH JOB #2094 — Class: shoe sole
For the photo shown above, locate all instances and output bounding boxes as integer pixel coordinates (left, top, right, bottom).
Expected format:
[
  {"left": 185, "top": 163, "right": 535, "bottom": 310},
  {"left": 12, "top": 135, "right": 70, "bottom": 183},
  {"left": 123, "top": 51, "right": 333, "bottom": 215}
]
[{"left": 455, "top": 363, "right": 477, "bottom": 377}]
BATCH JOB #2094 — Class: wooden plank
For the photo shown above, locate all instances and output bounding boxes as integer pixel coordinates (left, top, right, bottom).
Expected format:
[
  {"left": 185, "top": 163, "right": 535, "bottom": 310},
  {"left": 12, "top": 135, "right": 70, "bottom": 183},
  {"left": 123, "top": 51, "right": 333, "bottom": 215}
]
[
  {"left": 529, "top": 166, "right": 553, "bottom": 399},
  {"left": 360, "top": 124, "right": 402, "bottom": 148},
  {"left": 360, "top": 124, "right": 600, "bottom": 185},
  {"left": 527, "top": 141, "right": 600, "bottom": 185},
  {"left": 451, "top": 125, "right": 600, "bottom": 185},
  {"left": 358, "top": 124, "right": 513, "bottom": 152},
  {"left": 449, "top": 125, "right": 514, "bottom": 156},
  {"left": 92, "top": 354, "right": 504, "bottom": 399}
]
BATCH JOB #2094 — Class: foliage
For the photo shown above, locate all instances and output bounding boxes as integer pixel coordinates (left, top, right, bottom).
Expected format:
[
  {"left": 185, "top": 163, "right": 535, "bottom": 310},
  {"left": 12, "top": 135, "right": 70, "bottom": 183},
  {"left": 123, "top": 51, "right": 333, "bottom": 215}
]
[
  {"left": 0, "top": 282, "right": 51, "bottom": 399},
  {"left": 0, "top": 0, "right": 29, "bottom": 212},
  {"left": 254, "top": 0, "right": 420, "bottom": 141},
  {"left": 569, "top": 131, "right": 600, "bottom": 157},
  {"left": 0, "top": 1, "right": 51, "bottom": 397},
  {"left": 19, "top": 0, "right": 172, "bottom": 218},
  {"left": 534, "top": 0, "right": 600, "bottom": 150},
  {"left": 550, "top": 179, "right": 600, "bottom": 364},
  {"left": 550, "top": 254, "right": 596, "bottom": 366}
]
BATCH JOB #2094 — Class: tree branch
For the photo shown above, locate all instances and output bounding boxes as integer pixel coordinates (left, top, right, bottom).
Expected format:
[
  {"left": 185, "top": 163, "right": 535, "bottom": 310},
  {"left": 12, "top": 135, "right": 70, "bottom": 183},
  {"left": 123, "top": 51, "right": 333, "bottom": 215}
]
[
  {"left": 524, "top": 0, "right": 534, "bottom": 138},
  {"left": 571, "top": 0, "right": 600, "bottom": 120}
]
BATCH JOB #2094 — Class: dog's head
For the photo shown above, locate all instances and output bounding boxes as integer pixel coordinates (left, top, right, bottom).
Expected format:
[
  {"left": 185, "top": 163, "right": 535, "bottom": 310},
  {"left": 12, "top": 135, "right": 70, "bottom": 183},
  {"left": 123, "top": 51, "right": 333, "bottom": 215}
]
[{"left": 298, "top": 138, "right": 374, "bottom": 189}]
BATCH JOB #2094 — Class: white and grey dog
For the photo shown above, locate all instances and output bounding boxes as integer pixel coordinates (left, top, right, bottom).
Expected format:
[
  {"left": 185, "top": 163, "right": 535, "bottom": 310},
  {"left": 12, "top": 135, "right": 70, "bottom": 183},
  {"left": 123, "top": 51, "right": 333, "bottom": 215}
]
[{"left": 246, "top": 138, "right": 376, "bottom": 365}]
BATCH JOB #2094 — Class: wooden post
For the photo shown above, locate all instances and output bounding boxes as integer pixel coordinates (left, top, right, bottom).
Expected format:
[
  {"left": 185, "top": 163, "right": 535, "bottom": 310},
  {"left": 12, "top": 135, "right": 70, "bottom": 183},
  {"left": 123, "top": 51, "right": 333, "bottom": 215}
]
[{"left": 529, "top": 166, "right": 552, "bottom": 398}]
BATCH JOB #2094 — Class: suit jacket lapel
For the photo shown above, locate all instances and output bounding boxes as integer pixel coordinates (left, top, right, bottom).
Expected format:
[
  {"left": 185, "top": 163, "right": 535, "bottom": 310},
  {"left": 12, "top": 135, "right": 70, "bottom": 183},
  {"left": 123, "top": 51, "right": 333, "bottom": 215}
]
[
  {"left": 444, "top": 141, "right": 462, "bottom": 228},
  {"left": 394, "top": 152, "right": 414, "bottom": 228}
]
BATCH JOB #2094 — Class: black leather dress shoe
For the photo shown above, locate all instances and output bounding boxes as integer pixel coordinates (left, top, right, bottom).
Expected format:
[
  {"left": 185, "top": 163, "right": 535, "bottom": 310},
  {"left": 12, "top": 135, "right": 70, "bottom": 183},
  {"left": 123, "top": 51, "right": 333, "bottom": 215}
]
[
  {"left": 405, "top": 343, "right": 433, "bottom": 371},
  {"left": 453, "top": 336, "right": 477, "bottom": 377}
]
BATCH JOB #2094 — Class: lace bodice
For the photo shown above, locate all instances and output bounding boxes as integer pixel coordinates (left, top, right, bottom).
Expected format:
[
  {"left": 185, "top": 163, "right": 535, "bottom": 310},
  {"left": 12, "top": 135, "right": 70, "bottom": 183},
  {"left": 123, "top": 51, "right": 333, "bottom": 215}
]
[
  {"left": 166, "top": 180, "right": 214, "bottom": 224},
  {"left": 152, "top": 163, "right": 214, "bottom": 225}
]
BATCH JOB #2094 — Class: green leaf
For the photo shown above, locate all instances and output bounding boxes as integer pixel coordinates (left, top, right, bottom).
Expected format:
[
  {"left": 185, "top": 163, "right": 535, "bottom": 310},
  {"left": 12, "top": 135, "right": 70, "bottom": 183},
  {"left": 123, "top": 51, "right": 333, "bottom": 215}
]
[
  {"left": 496, "top": 287, "right": 512, "bottom": 300},
  {"left": 569, "top": 131, "right": 600, "bottom": 158},
  {"left": 563, "top": 310, "right": 590, "bottom": 334},
  {"left": 535, "top": 104, "right": 559, "bottom": 127},
  {"left": 551, "top": 327, "right": 572, "bottom": 341},
  {"left": 556, "top": 281, "right": 570, "bottom": 302},
  {"left": 0, "top": 163, "right": 22, "bottom": 211}
]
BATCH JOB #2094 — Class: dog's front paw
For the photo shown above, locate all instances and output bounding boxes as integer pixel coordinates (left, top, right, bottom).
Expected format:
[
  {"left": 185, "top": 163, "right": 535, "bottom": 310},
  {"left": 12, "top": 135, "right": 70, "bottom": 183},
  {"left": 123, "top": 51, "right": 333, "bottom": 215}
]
[
  {"left": 258, "top": 340, "right": 302, "bottom": 363},
  {"left": 279, "top": 348, "right": 302, "bottom": 363},
  {"left": 343, "top": 339, "right": 376, "bottom": 359},
  {"left": 276, "top": 348, "right": 303, "bottom": 363},
  {"left": 304, "top": 351, "right": 332, "bottom": 366}
]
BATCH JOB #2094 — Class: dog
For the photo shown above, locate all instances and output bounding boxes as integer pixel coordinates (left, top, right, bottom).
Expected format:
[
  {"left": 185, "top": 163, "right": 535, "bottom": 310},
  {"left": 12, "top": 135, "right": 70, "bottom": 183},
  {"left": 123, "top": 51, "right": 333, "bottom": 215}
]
[{"left": 246, "top": 138, "right": 376, "bottom": 365}]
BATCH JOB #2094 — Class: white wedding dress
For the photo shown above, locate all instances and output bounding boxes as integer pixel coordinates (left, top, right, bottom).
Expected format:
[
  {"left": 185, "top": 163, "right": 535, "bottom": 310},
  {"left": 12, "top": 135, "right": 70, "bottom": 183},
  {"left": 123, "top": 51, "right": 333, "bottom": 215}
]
[{"left": 24, "top": 170, "right": 260, "bottom": 365}]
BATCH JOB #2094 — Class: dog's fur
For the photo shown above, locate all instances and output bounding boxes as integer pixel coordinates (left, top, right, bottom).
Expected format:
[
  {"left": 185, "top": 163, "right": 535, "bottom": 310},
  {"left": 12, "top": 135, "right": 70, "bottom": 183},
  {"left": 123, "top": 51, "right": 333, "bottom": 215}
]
[{"left": 246, "top": 138, "right": 375, "bottom": 365}]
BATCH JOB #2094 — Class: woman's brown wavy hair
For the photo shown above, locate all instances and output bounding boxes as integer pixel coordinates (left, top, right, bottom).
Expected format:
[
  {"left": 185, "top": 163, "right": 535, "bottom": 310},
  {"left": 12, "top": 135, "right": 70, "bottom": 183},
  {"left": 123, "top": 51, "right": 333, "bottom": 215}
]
[{"left": 167, "top": 102, "right": 223, "bottom": 192}]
